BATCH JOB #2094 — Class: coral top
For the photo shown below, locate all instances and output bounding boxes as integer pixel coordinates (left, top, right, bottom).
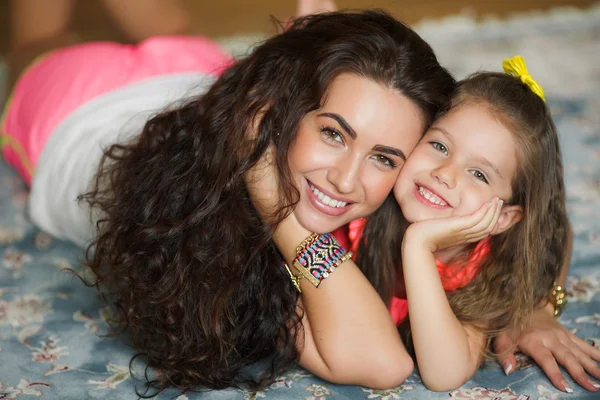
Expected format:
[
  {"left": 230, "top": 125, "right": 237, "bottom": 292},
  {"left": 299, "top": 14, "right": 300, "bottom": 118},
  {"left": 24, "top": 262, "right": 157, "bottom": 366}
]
[{"left": 332, "top": 219, "right": 490, "bottom": 325}]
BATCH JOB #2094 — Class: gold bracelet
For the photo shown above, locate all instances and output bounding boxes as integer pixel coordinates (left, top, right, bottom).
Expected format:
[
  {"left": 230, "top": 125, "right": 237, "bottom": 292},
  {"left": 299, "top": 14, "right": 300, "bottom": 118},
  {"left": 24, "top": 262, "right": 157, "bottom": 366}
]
[{"left": 549, "top": 282, "right": 567, "bottom": 317}]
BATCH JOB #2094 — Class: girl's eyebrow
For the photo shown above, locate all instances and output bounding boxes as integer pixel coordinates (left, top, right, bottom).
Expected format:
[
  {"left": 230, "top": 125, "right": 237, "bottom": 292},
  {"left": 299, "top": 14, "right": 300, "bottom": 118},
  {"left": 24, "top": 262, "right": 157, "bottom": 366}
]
[
  {"left": 431, "top": 126, "right": 502, "bottom": 179},
  {"left": 474, "top": 155, "right": 503, "bottom": 179},
  {"left": 430, "top": 126, "right": 454, "bottom": 142}
]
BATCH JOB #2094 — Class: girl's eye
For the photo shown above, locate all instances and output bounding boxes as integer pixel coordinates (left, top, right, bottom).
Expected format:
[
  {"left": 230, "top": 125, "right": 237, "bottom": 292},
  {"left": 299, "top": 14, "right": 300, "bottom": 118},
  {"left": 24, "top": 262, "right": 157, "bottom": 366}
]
[
  {"left": 431, "top": 141, "right": 448, "bottom": 155},
  {"left": 470, "top": 169, "right": 489, "bottom": 184},
  {"left": 370, "top": 154, "right": 397, "bottom": 169},
  {"left": 320, "top": 127, "right": 344, "bottom": 144}
]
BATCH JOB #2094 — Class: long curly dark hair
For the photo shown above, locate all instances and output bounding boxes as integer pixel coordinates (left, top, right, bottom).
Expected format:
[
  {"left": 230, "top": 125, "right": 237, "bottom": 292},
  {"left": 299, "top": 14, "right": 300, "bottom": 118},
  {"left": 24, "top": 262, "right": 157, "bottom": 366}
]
[
  {"left": 359, "top": 72, "right": 568, "bottom": 350},
  {"left": 80, "top": 10, "right": 455, "bottom": 394}
]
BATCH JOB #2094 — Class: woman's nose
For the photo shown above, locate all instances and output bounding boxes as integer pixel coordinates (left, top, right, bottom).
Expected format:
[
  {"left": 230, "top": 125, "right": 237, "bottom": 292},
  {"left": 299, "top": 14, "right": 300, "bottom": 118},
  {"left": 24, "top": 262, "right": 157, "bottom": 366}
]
[{"left": 327, "top": 153, "right": 362, "bottom": 194}]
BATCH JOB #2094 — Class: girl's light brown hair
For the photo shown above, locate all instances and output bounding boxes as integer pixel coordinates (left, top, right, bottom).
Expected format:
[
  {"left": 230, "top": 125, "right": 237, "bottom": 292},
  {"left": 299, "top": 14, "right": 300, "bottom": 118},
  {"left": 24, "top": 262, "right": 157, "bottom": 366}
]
[{"left": 359, "top": 71, "right": 569, "bottom": 347}]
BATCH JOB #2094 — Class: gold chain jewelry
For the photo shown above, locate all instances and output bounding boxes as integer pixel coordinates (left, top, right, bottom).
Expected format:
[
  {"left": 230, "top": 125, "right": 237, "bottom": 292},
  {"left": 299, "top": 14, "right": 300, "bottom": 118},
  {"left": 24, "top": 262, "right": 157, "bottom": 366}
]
[
  {"left": 283, "top": 263, "right": 303, "bottom": 293},
  {"left": 549, "top": 282, "right": 567, "bottom": 317}
]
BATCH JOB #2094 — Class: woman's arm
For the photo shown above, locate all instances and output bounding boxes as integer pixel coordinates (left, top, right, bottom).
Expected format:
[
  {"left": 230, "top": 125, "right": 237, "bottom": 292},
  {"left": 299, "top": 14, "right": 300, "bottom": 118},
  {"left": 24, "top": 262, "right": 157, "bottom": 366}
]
[
  {"left": 494, "top": 223, "right": 600, "bottom": 394},
  {"left": 244, "top": 150, "right": 412, "bottom": 389},
  {"left": 274, "top": 213, "right": 414, "bottom": 389},
  {"left": 401, "top": 200, "right": 502, "bottom": 391}
]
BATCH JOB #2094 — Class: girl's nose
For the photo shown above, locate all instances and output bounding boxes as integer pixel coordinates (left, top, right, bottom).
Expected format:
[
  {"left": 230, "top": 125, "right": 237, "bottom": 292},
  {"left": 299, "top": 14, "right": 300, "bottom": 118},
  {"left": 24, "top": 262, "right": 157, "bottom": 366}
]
[{"left": 431, "top": 162, "right": 457, "bottom": 189}]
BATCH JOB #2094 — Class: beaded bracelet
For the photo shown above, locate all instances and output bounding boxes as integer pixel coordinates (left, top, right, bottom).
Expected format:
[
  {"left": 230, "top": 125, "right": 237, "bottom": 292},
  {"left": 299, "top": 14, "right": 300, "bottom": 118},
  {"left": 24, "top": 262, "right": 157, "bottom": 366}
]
[{"left": 283, "top": 232, "right": 352, "bottom": 293}]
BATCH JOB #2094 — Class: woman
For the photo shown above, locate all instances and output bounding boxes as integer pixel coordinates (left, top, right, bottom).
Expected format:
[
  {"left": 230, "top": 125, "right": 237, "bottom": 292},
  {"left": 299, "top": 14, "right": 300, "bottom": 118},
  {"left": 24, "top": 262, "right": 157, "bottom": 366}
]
[{"left": 1, "top": 9, "right": 455, "bottom": 393}]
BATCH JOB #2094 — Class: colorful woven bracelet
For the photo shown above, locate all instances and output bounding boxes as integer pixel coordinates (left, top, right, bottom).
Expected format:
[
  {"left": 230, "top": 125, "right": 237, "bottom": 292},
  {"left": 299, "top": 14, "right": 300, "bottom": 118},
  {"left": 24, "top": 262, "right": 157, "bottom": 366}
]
[{"left": 287, "top": 232, "right": 352, "bottom": 290}]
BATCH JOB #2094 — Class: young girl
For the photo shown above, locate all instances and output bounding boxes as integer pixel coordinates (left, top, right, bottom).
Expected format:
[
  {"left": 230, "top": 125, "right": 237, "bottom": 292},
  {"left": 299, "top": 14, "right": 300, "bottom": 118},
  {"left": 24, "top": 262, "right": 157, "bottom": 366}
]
[
  {"left": 262, "top": 56, "right": 600, "bottom": 393},
  {"left": 362, "top": 56, "right": 600, "bottom": 392},
  {"left": 1, "top": 9, "right": 456, "bottom": 394}
]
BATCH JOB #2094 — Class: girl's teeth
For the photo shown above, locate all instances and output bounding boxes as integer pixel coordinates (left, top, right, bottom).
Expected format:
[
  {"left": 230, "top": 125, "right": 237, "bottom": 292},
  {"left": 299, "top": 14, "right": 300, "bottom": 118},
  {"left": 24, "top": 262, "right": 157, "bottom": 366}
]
[{"left": 418, "top": 186, "right": 447, "bottom": 206}]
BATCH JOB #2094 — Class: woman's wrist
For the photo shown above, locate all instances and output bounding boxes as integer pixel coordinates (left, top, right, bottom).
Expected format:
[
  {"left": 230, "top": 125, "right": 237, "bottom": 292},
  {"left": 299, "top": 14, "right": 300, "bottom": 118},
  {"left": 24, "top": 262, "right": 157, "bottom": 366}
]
[{"left": 272, "top": 212, "right": 312, "bottom": 262}]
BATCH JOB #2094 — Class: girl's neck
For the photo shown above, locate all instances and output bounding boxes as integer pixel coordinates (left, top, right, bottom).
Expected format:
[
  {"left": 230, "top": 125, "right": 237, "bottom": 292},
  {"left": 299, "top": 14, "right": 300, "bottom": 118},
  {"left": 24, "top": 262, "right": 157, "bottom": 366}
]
[{"left": 434, "top": 245, "right": 469, "bottom": 265}]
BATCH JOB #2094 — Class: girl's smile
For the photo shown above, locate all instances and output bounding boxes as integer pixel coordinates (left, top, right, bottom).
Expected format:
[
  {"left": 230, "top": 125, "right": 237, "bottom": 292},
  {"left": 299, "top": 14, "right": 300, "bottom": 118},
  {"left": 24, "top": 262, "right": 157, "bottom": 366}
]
[
  {"left": 413, "top": 182, "right": 451, "bottom": 209},
  {"left": 395, "top": 103, "right": 518, "bottom": 224}
]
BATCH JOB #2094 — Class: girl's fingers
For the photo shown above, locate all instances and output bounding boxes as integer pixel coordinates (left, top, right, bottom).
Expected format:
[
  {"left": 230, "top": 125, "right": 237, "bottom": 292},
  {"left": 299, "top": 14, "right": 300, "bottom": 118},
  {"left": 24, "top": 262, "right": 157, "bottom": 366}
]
[
  {"left": 465, "top": 198, "right": 500, "bottom": 235},
  {"left": 487, "top": 198, "right": 503, "bottom": 232},
  {"left": 457, "top": 201, "right": 494, "bottom": 231}
]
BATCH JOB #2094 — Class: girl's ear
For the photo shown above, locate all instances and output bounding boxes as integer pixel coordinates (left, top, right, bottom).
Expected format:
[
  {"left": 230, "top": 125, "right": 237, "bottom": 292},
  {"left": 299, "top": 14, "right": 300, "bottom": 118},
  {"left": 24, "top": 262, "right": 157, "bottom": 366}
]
[{"left": 491, "top": 205, "right": 523, "bottom": 235}]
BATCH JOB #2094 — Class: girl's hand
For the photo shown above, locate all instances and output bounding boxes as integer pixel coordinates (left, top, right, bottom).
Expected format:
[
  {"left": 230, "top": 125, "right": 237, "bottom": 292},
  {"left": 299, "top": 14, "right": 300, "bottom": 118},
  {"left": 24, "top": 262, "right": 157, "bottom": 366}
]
[
  {"left": 494, "top": 304, "right": 600, "bottom": 393},
  {"left": 403, "top": 198, "right": 503, "bottom": 252}
]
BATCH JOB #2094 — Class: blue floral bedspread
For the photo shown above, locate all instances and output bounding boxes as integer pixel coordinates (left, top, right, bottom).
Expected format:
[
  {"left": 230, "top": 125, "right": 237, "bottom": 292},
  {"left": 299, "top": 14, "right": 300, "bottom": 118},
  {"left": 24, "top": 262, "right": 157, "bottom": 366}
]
[{"left": 2, "top": 8, "right": 600, "bottom": 400}]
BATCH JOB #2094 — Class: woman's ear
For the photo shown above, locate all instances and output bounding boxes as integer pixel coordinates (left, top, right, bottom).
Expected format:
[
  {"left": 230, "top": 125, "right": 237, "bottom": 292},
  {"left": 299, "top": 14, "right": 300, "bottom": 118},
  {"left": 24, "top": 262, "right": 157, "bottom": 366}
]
[{"left": 491, "top": 205, "right": 523, "bottom": 235}]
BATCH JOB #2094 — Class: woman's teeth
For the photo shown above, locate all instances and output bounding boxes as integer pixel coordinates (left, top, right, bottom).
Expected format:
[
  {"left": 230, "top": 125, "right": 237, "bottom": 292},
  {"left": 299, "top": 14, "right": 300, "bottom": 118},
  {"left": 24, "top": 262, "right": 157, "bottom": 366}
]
[
  {"left": 418, "top": 186, "right": 448, "bottom": 206},
  {"left": 310, "top": 184, "right": 348, "bottom": 208}
]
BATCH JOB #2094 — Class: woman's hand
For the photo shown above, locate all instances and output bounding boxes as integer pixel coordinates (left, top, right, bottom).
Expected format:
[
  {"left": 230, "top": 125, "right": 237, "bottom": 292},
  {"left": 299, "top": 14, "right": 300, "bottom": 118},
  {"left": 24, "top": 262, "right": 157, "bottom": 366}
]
[
  {"left": 403, "top": 198, "right": 503, "bottom": 253},
  {"left": 494, "top": 304, "right": 600, "bottom": 393}
]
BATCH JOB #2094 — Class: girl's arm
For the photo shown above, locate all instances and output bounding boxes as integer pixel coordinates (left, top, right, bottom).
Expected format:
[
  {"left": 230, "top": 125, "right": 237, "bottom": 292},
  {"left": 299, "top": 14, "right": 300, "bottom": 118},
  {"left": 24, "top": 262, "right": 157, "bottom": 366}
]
[
  {"left": 401, "top": 199, "right": 502, "bottom": 391},
  {"left": 245, "top": 151, "right": 412, "bottom": 389}
]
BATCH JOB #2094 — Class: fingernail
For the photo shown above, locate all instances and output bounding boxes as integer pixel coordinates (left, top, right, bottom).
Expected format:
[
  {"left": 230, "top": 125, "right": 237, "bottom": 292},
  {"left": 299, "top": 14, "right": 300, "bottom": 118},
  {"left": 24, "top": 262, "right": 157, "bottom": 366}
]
[
  {"left": 502, "top": 361, "right": 513, "bottom": 375},
  {"left": 562, "top": 380, "right": 573, "bottom": 393},
  {"left": 498, "top": 199, "right": 504, "bottom": 206},
  {"left": 590, "top": 379, "right": 600, "bottom": 389}
]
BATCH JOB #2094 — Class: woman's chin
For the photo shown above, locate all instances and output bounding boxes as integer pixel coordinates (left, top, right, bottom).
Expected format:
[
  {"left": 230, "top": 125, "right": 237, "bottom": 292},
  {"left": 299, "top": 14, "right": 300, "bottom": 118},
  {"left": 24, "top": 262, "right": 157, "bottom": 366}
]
[{"left": 295, "top": 208, "right": 346, "bottom": 234}]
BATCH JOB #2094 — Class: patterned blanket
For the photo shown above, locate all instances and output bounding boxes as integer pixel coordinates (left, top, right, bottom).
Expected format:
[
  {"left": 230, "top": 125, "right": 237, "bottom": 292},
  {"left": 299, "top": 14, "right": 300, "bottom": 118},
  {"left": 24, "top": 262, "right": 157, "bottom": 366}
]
[{"left": 1, "top": 5, "right": 599, "bottom": 400}]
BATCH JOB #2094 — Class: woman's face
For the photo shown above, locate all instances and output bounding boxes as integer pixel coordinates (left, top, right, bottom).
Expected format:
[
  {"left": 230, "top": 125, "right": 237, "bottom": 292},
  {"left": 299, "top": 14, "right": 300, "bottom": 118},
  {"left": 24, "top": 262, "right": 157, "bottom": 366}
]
[
  {"left": 288, "top": 73, "right": 425, "bottom": 234},
  {"left": 394, "top": 103, "right": 518, "bottom": 223}
]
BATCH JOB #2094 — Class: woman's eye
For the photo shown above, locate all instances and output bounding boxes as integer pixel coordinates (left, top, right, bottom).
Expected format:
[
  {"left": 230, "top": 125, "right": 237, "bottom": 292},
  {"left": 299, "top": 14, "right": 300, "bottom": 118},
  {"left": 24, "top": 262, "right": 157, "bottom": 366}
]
[
  {"left": 431, "top": 141, "right": 448, "bottom": 155},
  {"left": 470, "top": 170, "right": 489, "bottom": 183},
  {"left": 320, "top": 127, "right": 344, "bottom": 143},
  {"left": 371, "top": 154, "right": 396, "bottom": 168}
]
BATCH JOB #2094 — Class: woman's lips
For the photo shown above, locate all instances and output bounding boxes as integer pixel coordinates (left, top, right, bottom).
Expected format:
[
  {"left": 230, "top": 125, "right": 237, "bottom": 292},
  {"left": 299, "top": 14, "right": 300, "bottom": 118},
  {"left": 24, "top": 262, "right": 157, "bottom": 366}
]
[{"left": 306, "top": 180, "right": 354, "bottom": 217}]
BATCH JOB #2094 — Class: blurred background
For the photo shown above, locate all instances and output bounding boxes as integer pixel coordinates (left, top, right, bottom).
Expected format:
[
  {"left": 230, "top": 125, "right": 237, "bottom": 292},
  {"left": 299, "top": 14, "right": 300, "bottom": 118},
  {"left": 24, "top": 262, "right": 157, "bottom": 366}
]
[{"left": 0, "top": 0, "right": 597, "bottom": 53}]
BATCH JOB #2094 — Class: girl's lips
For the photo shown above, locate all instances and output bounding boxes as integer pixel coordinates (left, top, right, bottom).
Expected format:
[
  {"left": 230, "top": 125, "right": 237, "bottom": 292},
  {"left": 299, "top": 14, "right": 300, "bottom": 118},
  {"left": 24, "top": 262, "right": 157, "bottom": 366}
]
[
  {"left": 306, "top": 180, "right": 354, "bottom": 217},
  {"left": 413, "top": 183, "right": 451, "bottom": 209}
]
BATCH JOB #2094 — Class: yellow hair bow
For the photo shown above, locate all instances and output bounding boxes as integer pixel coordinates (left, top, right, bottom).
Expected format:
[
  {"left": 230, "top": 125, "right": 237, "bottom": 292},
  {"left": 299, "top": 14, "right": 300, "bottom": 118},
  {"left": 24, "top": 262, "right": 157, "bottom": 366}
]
[{"left": 502, "top": 55, "right": 545, "bottom": 102}]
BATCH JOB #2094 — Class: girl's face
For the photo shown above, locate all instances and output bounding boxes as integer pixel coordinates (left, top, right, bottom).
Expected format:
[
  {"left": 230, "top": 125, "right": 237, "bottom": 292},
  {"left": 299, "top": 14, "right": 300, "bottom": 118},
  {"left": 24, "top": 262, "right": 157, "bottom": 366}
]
[
  {"left": 288, "top": 73, "right": 425, "bottom": 234},
  {"left": 394, "top": 103, "right": 518, "bottom": 223}
]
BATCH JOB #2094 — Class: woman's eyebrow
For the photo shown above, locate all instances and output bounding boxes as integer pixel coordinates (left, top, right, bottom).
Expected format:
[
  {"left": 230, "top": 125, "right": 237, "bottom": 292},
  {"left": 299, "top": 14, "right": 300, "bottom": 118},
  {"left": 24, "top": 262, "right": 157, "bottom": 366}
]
[
  {"left": 373, "top": 145, "right": 406, "bottom": 161},
  {"left": 317, "top": 112, "right": 405, "bottom": 160},
  {"left": 317, "top": 113, "right": 357, "bottom": 139}
]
